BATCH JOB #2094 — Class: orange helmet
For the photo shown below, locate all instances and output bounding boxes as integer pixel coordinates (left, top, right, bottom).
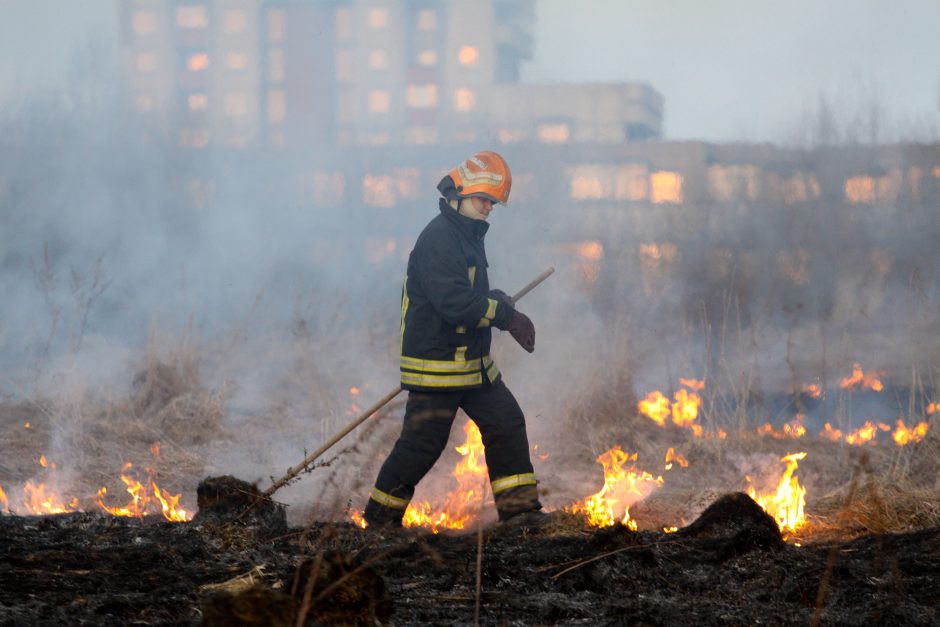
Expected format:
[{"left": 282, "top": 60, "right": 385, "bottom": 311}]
[{"left": 446, "top": 150, "right": 512, "bottom": 205}]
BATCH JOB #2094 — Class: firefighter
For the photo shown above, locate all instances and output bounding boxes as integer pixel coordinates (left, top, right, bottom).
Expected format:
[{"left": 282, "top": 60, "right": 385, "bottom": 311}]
[{"left": 363, "top": 150, "right": 547, "bottom": 529}]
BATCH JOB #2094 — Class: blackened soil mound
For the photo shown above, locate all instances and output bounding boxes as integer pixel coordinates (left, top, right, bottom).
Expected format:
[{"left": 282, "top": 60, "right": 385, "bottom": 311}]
[
  {"left": 193, "top": 475, "right": 286, "bottom": 534},
  {"left": 680, "top": 492, "right": 782, "bottom": 543}
]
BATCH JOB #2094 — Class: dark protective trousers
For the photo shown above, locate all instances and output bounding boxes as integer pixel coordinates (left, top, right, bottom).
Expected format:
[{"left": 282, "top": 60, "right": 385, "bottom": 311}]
[{"left": 364, "top": 379, "right": 541, "bottom": 525}]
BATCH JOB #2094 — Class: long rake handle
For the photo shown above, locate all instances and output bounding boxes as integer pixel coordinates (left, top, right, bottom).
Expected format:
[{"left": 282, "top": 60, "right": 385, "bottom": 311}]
[{"left": 263, "top": 266, "right": 555, "bottom": 498}]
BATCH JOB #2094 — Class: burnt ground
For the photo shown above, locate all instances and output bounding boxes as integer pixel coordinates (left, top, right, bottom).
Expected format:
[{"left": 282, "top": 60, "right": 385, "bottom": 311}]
[{"left": 2, "top": 492, "right": 939, "bottom": 626}]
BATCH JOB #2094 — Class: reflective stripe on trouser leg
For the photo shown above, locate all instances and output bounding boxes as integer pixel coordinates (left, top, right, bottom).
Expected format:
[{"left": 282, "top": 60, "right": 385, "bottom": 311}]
[
  {"left": 364, "top": 390, "right": 461, "bottom": 525},
  {"left": 459, "top": 379, "right": 542, "bottom": 518}
]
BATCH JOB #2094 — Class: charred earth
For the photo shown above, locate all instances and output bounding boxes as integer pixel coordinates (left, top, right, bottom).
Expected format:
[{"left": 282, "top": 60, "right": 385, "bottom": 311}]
[{"left": 2, "top": 490, "right": 939, "bottom": 626}]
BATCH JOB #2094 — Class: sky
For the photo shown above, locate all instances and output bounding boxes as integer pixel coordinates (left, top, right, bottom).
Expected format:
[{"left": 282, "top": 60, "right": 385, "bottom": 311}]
[{"left": 0, "top": 0, "right": 938, "bottom": 143}]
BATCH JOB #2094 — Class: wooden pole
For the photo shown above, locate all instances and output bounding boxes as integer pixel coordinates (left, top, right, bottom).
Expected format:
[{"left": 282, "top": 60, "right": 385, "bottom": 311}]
[{"left": 263, "top": 266, "right": 555, "bottom": 497}]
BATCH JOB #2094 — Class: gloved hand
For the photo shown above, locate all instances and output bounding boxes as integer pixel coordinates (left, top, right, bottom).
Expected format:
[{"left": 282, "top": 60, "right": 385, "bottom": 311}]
[
  {"left": 488, "top": 289, "right": 515, "bottom": 308},
  {"left": 508, "top": 310, "right": 535, "bottom": 353}
]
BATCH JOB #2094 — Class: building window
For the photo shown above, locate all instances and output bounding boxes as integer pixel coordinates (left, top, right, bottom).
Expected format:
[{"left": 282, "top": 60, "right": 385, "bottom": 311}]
[
  {"left": 417, "top": 49, "right": 437, "bottom": 66},
  {"left": 268, "top": 49, "right": 285, "bottom": 83},
  {"left": 615, "top": 165, "right": 649, "bottom": 201},
  {"left": 458, "top": 45, "right": 479, "bottom": 67},
  {"left": 186, "top": 52, "right": 209, "bottom": 72},
  {"left": 417, "top": 9, "right": 437, "bottom": 30},
  {"left": 222, "top": 10, "right": 247, "bottom": 34},
  {"left": 132, "top": 11, "right": 157, "bottom": 35},
  {"left": 537, "top": 123, "right": 570, "bottom": 143},
  {"left": 267, "top": 8, "right": 286, "bottom": 42},
  {"left": 187, "top": 93, "right": 208, "bottom": 111},
  {"left": 224, "top": 93, "right": 249, "bottom": 117},
  {"left": 844, "top": 173, "right": 899, "bottom": 204},
  {"left": 336, "top": 7, "right": 353, "bottom": 40},
  {"left": 368, "top": 8, "right": 388, "bottom": 29},
  {"left": 368, "top": 49, "right": 388, "bottom": 70},
  {"left": 226, "top": 52, "right": 248, "bottom": 71},
  {"left": 453, "top": 88, "right": 475, "bottom": 112},
  {"left": 135, "top": 53, "right": 156, "bottom": 73},
  {"left": 267, "top": 90, "right": 286, "bottom": 124},
  {"left": 407, "top": 84, "right": 438, "bottom": 109},
  {"left": 363, "top": 175, "right": 396, "bottom": 207},
  {"left": 707, "top": 165, "right": 761, "bottom": 202},
  {"left": 176, "top": 6, "right": 208, "bottom": 29},
  {"left": 650, "top": 171, "right": 684, "bottom": 204},
  {"left": 369, "top": 90, "right": 391, "bottom": 113}
]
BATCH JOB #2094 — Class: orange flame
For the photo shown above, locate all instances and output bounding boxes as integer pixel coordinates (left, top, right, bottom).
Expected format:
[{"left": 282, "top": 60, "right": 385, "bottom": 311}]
[
  {"left": 664, "top": 447, "right": 689, "bottom": 470},
  {"left": 839, "top": 364, "right": 884, "bottom": 392},
  {"left": 892, "top": 419, "right": 929, "bottom": 446},
  {"left": 567, "top": 446, "right": 663, "bottom": 529},
  {"left": 0, "top": 484, "right": 9, "bottom": 511},
  {"left": 802, "top": 383, "right": 822, "bottom": 399},
  {"left": 747, "top": 452, "right": 807, "bottom": 533},
  {"left": 927, "top": 402, "right": 940, "bottom": 415},
  {"left": 96, "top": 463, "right": 190, "bottom": 522},
  {"left": 22, "top": 481, "right": 78, "bottom": 515},
  {"left": 39, "top": 455, "right": 48, "bottom": 468},
  {"left": 150, "top": 441, "right": 161, "bottom": 457},
  {"left": 757, "top": 415, "right": 806, "bottom": 439},
  {"left": 638, "top": 390, "right": 670, "bottom": 426},
  {"left": 400, "top": 421, "right": 489, "bottom": 533},
  {"left": 638, "top": 380, "right": 707, "bottom": 437},
  {"left": 844, "top": 421, "right": 880, "bottom": 446},
  {"left": 820, "top": 423, "right": 843, "bottom": 442},
  {"left": 679, "top": 377, "right": 705, "bottom": 391},
  {"left": 350, "top": 509, "right": 367, "bottom": 529}
]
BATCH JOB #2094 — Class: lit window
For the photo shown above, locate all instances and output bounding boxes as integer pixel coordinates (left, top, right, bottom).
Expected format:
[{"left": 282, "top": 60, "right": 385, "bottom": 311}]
[
  {"left": 933, "top": 166, "right": 940, "bottom": 179},
  {"left": 268, "top": 49, "right": 285, "bottom": 83},
  {"left": 187, "top": 93, "right": 208, "bottom": 111},
  {"left": 650, "top": 171, "right": 684, "bottom": 204},
  {"left": 226, "top": 52, "right": 248, "bottom": 71},
  {"left": 224, "top": 93, "right": 249, "bottom": 117},
  {"left": 135, "top": 95, "right": 154, "bottom": 113},
  {"left": 369, "top": 90, "right": 391, "bottom": 113},
  {"left": 267, "top": 90, "right": 286, "bottom": 124},
  {"left": 186, "top": 52, "right": 209, "bottom": 72},
  {"left": 406, "top": 127, "right": 438, "bottom": 145},
  {"left": 132, "top": 11, "right": 157, "bottom": 35},
  {"left": 568, "top": 166, "right": 611, "bottom": 200},
  {"left": 135, "top": 53, "right": 156, "bottom": 73},
  {"left": 498, "top": 129, "right": 524, "bottom": 144},
  {"left": 176, "top": 6, "right": 208, "bottom": 29},
  {"left": 453, "top": 88, "right": 475, "bottom": 112},
  {"left": 417, "top": 49, "right": 437, "bottom": 66},
  {"left": 407, "top": 84, "right": 438, "bottom": 109},
  {"left": 222, "top": 10, "right": 247, "bottom": 34},
  {"left": 458, "top": 46, "right": 479, "bottom": 67},
  {"left": 537, "top": 123, "right": 569, "bottom": 143},
  {"left": 268, "top": 8, "right": 286, "bottom": 42},
  {"left": 363, "top": 175, "right": 395, "bottom": 207},
  {"left": 417, "top": 9, "right": 436, "bottom": 30},
  {"left": 707, "top": 165, "right": 761, "bottom": 202},
  {"left": 336, "top": 7, "right": 353, "bottom": 40},
  {"left": 368, "top": 49, "right": 388, "bottom": 70},
  {"left": 368, "top": 8, "right": 388, "bottom": 29},
  {"left": 336, "top": 50, "right": 353, "bottom": 82}
]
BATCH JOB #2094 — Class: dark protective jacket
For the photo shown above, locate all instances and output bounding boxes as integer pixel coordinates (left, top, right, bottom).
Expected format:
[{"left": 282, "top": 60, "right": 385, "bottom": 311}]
[{"left": 399, "top": 199, "right": 514, "bottom": 391}]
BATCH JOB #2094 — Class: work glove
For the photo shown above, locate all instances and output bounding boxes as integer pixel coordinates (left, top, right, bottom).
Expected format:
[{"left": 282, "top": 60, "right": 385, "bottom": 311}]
[
  {"left": 488, "top": 289, "right": 515, "bottom": 308},
  {"left": 508, "top": 310, "right": 535, "bottom": 353}
]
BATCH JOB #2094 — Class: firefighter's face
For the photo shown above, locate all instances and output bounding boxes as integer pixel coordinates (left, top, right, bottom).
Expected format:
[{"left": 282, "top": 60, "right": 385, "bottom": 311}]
[{"left": 468, "top": 196, "right": 494, "bottom": 220}]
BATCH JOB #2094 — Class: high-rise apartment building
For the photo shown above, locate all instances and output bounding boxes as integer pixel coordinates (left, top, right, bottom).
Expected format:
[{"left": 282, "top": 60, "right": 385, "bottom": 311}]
[{"left": 120, "top": 0, "right": 664, "bottom": 151}]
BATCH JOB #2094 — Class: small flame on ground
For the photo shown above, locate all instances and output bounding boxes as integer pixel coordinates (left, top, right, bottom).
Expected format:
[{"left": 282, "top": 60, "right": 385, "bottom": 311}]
[
  {"left": 756, "top": 415, "right": 806, "bottom": 439},
  {"left": 820, "top": 423, "right": 843, "bottom": 442},
  {"left": 747, "top": 452, "right": 807, "bottom": 534},
  {"left": 679, "top": 377, "right": 705, "bottom": 391},
  {"left": 839, "top": 364, "right": 884, "bottom": 392},
  {"left": 22, "top": 481, "right": 78, "bottom": 515},
  {"left": 96, "top": 463, "right": 190, "bottom": 522},
  {"left": 843, "top": 421, "right": 892, "bottom": 446},
  {"left": 350, "top": 509, "right": 367, "bottom": 529},
  {"left": 664, "top": 447, "right": 689, "bottom": 470},
  {"left": 23, "top": 422, "right": 31, "bottom": 429},
  {"left": 927, "top": 402, "right": 940, "bottom": 415},
  {"left": 638, "top": 380, "right": 708, "bottom": 437},
  {"left": 350, "top": 386, "right": 360, "bottom": 396},
  {"left": 0, "top": 485, "right": 9, "bottom": 511},
  {"left": 663, "top": 526, "right": 678, "bottom": 533},
  {"left": 892, "top": 419, "right": 929, "bottom": 446},
  {"left": 566, "top": 446, "right": 663, "bottom": 529},
  {"left": 802, "top": 383, "right": 823, "bottom": 399},
  {"left": 39, "top": 455, "right": 48, "bottom": 468},
  {"left": 533, "top": 444, "right": 550, "bottom": 462},
  {"left": 150, "top": 441, "right": 161, "bottom": 457}
]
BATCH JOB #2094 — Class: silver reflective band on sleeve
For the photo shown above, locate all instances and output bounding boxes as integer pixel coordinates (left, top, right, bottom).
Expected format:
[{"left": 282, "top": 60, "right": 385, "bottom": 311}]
[
  {"left": 491, "top": 473, "right": 538, "bottom": 494},
  {"left": 370, "top": 488, "right": 410, "bottom": 510}
]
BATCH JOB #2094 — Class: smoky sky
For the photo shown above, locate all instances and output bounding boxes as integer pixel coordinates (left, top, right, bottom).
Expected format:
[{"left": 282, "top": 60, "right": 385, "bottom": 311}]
[{"left": 1, "top": 0, "right": 938, "bottom": 142}]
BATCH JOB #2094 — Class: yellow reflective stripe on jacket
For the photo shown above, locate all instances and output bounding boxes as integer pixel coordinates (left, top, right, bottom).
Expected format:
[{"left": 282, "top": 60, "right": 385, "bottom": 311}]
[
  {"left": 468, "top": 266, "right": 477, "bottom": 286},
  {"left": 401, "top": 371, "right": 483, "bottom": 388},
  {"left": 401, "top": 355, "right": 479, "bottom": 374},
  {"left": 485, "top": 360, "right": 500, "bottom": 383},
  {"left": 370, "top": 488, "right": 410, "bottom": 510},
  {"left": 491, "top": 473, "right": 538, "bottom": 494},
  {"left": 484, "top": 298, "right": 498, "bottom": 320},
  {"left": 399, "top": 278, "right": 409, "bottom": 351}
]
